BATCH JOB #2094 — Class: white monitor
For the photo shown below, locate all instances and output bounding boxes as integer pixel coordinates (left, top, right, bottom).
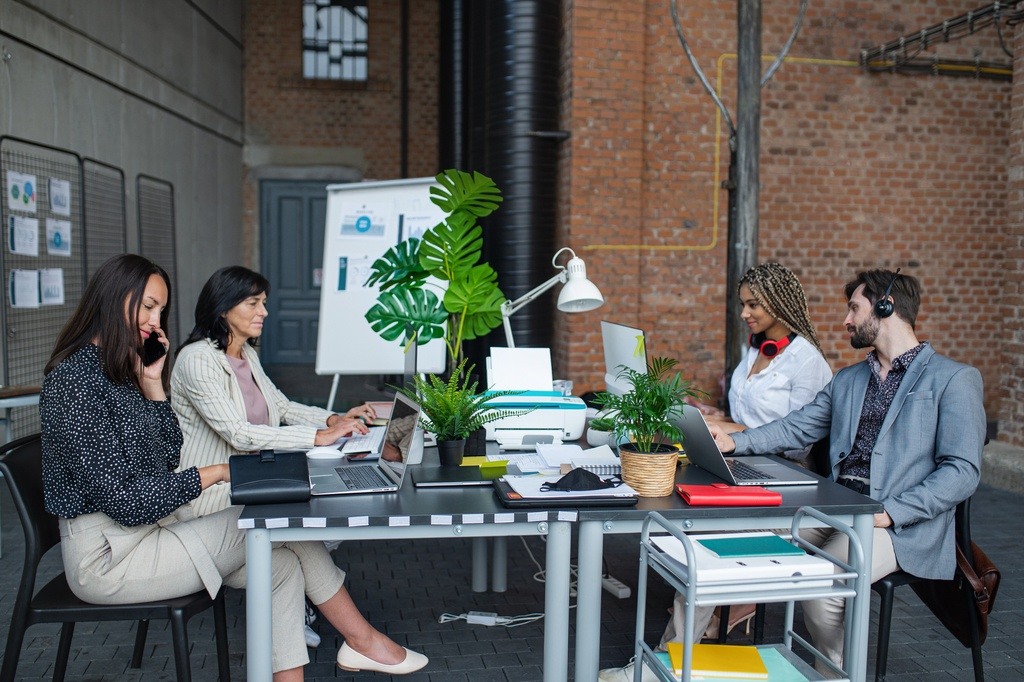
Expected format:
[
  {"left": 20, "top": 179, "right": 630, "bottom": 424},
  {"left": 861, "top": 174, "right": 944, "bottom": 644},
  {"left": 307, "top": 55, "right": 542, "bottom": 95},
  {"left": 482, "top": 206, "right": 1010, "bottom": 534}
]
[{"left": 601, "top": 321, "right": 648, "bottom": 396}]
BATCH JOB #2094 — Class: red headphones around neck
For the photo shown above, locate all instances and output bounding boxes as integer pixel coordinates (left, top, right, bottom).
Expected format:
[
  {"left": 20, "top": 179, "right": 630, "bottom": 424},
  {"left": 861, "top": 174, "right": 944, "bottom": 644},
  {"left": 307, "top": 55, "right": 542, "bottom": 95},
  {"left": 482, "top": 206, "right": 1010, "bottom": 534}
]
[{"left": 749, "top": 332, "right": 797, "bottom": 358}]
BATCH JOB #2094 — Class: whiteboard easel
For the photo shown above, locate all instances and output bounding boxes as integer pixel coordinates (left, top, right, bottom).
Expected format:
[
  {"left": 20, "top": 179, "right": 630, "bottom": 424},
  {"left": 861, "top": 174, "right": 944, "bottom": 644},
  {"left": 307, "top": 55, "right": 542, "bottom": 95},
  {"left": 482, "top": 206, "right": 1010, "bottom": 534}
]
[{"left": 316, "top": 177, "right": 447, "bottom": 410}]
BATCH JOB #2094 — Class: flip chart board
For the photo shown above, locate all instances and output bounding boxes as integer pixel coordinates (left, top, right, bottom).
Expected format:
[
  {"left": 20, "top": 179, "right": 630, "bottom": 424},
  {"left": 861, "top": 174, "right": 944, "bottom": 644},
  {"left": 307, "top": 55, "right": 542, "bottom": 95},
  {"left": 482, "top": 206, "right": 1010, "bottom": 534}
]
[{"left": 315, "top": 177, "right": 447, "bottom": 375}]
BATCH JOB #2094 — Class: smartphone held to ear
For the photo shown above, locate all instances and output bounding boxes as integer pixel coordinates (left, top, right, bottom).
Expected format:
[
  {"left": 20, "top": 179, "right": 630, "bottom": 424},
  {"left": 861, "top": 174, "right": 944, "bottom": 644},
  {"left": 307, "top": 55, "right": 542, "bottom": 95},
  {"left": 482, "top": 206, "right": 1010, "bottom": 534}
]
[{"left": 142, "top": 334, "right": 167, "bottom": 366}]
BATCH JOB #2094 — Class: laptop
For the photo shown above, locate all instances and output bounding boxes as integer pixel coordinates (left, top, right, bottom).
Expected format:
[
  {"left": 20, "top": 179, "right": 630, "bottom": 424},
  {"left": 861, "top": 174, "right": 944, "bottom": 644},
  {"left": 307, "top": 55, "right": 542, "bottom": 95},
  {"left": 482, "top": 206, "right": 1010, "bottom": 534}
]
[
  {"left": 601, "top": 321, "right": 647, "bottom": 396},
  {"left": 309, "top": 392, "right": 420, "bottom": 495},
  {"left": 411, "top": 466, "right": 497, "bottom": 488},
  {"left": 676, "top": 405, "right": 819, "bottom": 486}
]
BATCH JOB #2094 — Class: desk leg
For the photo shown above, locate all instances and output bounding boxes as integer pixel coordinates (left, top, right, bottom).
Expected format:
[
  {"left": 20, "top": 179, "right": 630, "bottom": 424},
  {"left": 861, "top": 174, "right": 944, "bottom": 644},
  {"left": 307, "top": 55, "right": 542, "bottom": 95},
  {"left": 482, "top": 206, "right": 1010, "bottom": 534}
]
[
  {"left": 246, "top": 528, "right": 274, "bottom": 682},
  {"left": 472, "top": 537, "right": 488, "bottom": 592},
  {"left": 574, "top": 520, "right": 605, "bottom": 682},
  {"left": 492, "top": 536, "right": 508, "bottom": 592},
  {"left": 543, "top": 520, "right": 571, "bottom": 682},
  {"left": 846, "top": 513, "right": 874, "bottom": 682}
]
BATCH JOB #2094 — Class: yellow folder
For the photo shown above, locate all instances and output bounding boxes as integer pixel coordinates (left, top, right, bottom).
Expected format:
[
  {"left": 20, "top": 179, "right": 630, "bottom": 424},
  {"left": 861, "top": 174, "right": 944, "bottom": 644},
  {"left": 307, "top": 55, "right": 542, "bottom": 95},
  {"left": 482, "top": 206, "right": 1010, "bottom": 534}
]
[{"left": 665, "top": 642, "right": 768, "bottom": 680}]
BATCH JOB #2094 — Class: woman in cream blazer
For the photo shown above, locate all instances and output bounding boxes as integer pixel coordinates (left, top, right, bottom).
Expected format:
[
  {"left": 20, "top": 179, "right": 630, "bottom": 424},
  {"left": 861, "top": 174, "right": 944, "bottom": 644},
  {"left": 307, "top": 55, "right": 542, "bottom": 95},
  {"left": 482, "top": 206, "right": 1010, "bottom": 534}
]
[{"left": 172, "top": 266, "right": 374, "bottom": 517}]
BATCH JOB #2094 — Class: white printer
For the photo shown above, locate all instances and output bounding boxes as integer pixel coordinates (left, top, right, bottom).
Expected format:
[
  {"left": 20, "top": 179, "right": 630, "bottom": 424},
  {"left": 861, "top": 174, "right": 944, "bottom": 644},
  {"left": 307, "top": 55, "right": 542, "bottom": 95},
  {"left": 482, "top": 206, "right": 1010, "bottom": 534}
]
[{"left": 482, "top": 348, "right": 587, "bottom": 449}]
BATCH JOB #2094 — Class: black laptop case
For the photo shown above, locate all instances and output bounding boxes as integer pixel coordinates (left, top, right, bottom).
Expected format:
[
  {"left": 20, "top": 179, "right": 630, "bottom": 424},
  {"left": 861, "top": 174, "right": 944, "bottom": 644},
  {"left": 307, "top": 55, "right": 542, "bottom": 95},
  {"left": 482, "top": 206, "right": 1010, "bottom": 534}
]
[{"left": 229, "top": 450, "right": 311, "bottom": 505}]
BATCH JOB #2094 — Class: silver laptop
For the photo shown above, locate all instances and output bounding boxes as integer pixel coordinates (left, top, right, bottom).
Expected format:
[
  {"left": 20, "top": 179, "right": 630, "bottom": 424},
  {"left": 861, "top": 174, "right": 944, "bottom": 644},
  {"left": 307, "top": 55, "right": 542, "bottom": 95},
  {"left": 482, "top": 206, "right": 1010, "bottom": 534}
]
[
  {"left": 309, "top": 392, "right": 420, "bottom": 495},
  {"left": 676, "top": 405, "right": 819, "bottom": 486}
]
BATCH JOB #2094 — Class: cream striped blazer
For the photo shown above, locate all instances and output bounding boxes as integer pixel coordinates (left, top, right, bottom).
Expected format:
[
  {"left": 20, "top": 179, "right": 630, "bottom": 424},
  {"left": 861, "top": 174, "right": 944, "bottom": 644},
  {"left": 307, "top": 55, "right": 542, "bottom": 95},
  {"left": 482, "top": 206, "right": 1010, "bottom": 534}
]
[{"left": 171, "top": 338, "right": 333, "bottom": 516}]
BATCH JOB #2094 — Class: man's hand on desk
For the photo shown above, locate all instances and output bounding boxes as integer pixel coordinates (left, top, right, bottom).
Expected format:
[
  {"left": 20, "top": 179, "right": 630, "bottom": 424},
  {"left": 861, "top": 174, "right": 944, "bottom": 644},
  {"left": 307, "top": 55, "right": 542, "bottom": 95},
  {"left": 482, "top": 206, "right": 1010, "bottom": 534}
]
[
  {"left": 874, "top": 510, "right": 893, "bottom": 528},
  {"left": 707, "top": 423, "right": 736, "bottom": 453}
]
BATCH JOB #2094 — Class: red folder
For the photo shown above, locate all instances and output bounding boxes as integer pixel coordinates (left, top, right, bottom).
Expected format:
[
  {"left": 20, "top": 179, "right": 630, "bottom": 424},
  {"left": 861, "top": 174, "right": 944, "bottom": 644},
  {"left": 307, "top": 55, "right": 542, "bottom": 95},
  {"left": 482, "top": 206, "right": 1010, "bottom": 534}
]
[{"left": 676, "top": 482, "right": 782, "bottom": 506}]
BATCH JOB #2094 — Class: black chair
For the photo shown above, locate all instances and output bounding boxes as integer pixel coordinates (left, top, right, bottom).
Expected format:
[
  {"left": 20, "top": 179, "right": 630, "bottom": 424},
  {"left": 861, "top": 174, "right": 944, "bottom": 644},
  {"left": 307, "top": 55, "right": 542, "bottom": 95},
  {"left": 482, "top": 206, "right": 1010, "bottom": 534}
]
[
  {"left": 0, "top": 434, "right": 230, "bottom": 682},
  {"left": 872, "top": 497, "right": 983, "bottom": 682}
]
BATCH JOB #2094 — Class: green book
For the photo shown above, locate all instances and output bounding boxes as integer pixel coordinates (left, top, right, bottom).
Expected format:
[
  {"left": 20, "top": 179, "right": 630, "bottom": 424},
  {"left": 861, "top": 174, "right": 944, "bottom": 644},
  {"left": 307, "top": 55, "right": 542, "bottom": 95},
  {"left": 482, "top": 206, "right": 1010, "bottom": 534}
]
[{"left": 696, "top": 534, "right": 805, "bottom": 558}]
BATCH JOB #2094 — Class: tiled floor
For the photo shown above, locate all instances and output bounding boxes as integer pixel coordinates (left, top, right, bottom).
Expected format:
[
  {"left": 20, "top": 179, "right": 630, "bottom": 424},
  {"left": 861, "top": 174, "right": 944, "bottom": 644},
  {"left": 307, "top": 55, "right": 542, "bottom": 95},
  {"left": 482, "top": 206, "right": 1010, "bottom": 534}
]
[{"left": 0, "top": 481, "right": 1020, "bottom": 680}]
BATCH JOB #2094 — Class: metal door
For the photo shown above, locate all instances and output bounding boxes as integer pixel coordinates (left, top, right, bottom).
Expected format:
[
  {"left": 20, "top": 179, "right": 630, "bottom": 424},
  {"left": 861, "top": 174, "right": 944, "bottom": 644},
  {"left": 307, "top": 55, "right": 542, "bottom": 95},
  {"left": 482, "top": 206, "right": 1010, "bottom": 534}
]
[{"left": 259, "top": 181, "right": 328, "bottom": 364}]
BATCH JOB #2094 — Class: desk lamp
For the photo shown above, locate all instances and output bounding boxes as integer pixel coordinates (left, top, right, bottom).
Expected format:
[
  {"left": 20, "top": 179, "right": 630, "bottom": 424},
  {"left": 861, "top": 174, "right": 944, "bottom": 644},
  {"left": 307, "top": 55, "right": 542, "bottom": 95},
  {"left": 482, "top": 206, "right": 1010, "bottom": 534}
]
[{"left": 501, "top": 247, "right": 604, "bottom": 348}]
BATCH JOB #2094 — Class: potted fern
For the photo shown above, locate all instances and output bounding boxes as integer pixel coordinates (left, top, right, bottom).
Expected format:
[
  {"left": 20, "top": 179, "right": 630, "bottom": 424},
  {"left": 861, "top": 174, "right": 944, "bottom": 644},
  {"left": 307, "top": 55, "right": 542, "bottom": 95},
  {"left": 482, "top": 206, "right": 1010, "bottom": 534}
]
[
  {"left": 364, "top": 168, "right": 505, "bottom": 369},
  {"left": 393, "top": 360, "right": 525, "bottom": 466},
  {"left": 593, "top": 357, "right": 705, "bottom": 496}
]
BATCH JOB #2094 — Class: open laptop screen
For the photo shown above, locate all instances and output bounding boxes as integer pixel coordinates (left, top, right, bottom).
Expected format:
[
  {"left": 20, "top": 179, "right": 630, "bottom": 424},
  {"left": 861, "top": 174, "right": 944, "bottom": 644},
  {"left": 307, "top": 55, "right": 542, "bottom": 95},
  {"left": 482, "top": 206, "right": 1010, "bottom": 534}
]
[{"left": 601, "top": 321, "right": 648, "bottom": 396}]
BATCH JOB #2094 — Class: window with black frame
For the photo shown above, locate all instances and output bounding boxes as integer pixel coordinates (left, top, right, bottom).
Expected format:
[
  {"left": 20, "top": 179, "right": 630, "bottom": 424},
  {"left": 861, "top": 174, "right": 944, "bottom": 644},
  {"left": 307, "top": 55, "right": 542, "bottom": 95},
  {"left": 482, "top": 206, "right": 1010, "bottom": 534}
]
[{"left": 302, "top": 0, "right": 368, "bottom": 81}]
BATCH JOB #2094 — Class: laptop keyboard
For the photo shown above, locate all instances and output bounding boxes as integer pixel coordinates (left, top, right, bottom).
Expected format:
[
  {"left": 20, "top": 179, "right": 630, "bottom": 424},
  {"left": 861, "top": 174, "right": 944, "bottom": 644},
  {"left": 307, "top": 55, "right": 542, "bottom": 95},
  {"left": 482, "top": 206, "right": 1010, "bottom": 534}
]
[
  {"left": 335, "top": 465, "right": 390, "bottom": 489},
  {"left": 728, "top": 459, "right": 777, "bottom": 482},
  {"left": 341, "top": 426, "right": 386, "bottom": 454}
]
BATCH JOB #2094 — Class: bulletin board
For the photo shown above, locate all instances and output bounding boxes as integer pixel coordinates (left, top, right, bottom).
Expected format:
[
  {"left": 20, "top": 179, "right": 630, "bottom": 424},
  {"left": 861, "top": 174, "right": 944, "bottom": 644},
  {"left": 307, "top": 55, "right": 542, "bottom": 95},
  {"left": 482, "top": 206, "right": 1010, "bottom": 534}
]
[
  {"left": 0, "top": 139, "right": 86, "bottom": 439},
  {"left": 314, "top": 177, "right": 448, "bottom": 375}
]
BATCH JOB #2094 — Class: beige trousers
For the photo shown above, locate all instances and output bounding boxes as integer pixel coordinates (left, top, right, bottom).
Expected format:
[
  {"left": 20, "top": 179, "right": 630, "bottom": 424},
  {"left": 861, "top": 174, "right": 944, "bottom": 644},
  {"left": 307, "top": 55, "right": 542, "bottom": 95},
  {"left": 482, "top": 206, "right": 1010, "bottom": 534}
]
[{"left": 59, "top": 506, "right": 346, "bottom": 673}]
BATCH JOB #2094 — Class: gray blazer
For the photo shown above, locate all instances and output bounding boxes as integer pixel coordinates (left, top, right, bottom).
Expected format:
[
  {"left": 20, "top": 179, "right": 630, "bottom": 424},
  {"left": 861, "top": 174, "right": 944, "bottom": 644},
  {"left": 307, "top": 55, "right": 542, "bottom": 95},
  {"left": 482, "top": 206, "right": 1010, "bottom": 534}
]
[{"left": 732, "top": 344, "right": 983, "bottom": 580}]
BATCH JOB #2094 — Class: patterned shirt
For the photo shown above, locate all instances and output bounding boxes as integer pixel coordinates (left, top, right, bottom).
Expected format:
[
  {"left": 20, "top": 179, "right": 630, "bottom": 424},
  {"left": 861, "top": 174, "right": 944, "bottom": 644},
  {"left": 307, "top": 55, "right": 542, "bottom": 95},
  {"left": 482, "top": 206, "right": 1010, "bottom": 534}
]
[
  {"left": 840, "top": 342, "right": 927, "bottom": 480},
  {"left": 40, "top": 344, "right": 201, "bottom": 527}
]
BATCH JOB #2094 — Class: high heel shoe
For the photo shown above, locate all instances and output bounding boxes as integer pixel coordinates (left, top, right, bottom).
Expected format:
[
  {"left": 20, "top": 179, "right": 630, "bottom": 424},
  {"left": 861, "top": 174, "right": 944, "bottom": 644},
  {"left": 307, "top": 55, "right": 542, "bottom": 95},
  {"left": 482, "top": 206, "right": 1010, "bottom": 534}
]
[
  {"left": 336, "top": 642, "right": 428, "bottom": 674},
  {"left": 702, "top": 603, "right": 757, "bottom": 640}
]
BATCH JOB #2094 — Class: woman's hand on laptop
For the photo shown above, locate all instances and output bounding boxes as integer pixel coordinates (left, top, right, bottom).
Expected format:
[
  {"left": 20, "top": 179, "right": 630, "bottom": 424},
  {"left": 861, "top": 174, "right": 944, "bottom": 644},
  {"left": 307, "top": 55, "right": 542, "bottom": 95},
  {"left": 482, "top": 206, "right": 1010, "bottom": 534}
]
[
  {"left": 315, "top": 415, "right": 369, "bottom": 445},
  {"left": 707, "top": 423, "right": 736, "bottom": 454}
]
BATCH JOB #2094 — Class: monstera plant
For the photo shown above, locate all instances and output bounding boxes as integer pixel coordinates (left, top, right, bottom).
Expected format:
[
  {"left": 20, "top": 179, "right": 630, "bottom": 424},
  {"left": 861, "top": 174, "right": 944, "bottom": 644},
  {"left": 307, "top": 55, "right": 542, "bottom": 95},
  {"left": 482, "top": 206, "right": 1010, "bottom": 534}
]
[{"left": 364, "top": 169, "right": 505, "bottom": 368}]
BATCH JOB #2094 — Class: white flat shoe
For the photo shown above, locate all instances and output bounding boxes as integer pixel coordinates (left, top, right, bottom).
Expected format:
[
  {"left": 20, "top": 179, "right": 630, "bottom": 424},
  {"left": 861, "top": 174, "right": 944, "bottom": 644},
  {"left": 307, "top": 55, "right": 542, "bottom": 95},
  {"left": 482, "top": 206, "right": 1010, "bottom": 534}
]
[{"left": 336, "top": 642, "right": 428, "bottom": 674}]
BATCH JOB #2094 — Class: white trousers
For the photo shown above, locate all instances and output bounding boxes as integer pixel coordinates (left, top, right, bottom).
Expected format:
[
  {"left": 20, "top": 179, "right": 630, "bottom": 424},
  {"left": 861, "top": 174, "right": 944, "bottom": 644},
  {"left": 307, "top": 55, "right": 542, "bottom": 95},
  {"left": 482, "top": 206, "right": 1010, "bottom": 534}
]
[{"left": 59, "top": 506, "right": 346, "bottom": 673}]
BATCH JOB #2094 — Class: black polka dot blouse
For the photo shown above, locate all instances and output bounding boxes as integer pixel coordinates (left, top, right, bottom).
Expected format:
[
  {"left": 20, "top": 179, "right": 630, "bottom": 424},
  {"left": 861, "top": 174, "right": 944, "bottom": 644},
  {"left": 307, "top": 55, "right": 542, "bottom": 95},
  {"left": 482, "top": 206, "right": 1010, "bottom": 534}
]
[{"left": 40, "top": 344, "right": 202, "bottom": 527}]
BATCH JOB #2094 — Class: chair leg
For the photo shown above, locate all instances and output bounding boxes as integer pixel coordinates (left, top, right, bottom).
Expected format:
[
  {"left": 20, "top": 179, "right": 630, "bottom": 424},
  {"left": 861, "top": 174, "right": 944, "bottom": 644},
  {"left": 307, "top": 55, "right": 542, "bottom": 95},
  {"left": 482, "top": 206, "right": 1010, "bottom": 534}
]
[
  {"left": 52, "top": 622, "right": 75, "bottom": 682},
  {"left": 131, "top": 619, "right": 150, "bottom": 668},
  {"left": 0, "top": 617, "right": 29, "bottom": 682},
  {"left": 965, "top": 592, "right": 985, "bottom": 682},
  {"left": 753, "top": 602, "right": 766, "bottom": 645},
  {"left": 169, "top": 610, "right": 193, "bottom": 682},
  {"left": 716, "top": 605, "right": 730, "bottom": 643},
  {"left": 875, "top": 585, "right": 895, "bottom": 682},
  {"left": 213, "top": 591, "right": 230, "bottom": 682}
]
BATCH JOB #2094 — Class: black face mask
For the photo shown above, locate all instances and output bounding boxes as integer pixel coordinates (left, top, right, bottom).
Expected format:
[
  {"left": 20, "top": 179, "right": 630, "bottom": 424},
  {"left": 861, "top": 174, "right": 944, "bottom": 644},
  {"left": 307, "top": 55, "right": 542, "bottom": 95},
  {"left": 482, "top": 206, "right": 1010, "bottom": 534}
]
[{"left": 540, "top": 468, "right": 623, "bottom": 492}]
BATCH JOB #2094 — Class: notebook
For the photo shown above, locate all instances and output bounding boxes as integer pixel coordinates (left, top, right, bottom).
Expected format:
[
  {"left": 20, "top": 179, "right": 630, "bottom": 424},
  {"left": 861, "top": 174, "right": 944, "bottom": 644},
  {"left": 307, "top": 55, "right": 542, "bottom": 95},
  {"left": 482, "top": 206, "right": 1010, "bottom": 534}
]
[
  {"left": 309, "top": 392, "right": 420, "bottom": 495},
  {"left": 675, "top": 405, "right": 819, "bottom": 486}
]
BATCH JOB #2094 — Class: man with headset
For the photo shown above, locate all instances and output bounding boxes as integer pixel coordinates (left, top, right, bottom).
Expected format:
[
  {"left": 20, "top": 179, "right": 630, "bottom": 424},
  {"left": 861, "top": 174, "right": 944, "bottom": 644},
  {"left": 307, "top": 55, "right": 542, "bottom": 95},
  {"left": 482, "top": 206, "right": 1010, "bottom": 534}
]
[{"left": 710, "top": 268, "right": 984, "bottom": 676}]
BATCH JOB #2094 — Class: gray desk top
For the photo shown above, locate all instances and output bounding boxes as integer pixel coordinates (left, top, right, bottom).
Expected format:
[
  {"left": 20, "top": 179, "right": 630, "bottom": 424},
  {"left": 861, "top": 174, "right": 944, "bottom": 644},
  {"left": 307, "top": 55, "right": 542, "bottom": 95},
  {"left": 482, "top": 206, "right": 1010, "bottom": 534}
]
[{"left": 239, "top": 450, "right": 882, "bottom": 528}]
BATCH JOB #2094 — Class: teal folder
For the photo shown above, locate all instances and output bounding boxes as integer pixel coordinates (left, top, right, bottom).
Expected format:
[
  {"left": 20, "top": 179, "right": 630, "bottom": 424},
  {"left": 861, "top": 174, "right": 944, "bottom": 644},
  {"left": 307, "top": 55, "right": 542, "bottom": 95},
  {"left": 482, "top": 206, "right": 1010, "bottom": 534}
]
[
  {"left": 653, "top": 645, "right": 809, "bottom": 681},
  {"left": 696, "top": 534, "right": 805, "bottom": 558}
]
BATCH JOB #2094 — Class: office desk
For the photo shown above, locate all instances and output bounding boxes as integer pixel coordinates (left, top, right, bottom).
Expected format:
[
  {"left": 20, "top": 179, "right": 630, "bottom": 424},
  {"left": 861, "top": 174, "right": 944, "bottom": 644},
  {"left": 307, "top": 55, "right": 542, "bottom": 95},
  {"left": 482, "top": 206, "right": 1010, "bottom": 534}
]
[
  {"left": 239, "top": 467, "right": 574, "bottom": 682},
  {"left": 0, "top": 385, "right": 40, "bottom": 444},
  {"left": 573, "top": 460, "right": 882, "bottom": 682}
]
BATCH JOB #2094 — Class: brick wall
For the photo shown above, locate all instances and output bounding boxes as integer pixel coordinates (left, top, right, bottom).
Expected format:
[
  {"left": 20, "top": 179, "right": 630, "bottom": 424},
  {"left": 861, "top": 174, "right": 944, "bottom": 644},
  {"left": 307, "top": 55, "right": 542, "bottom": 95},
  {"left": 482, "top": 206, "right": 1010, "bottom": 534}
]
[
  {"left": 562, "top": 0, "right": 1015, "bottom": 438},
  {"left": 242, "top": 0, "right": 439, "bottom": 239},
  {"left": 1003, "top": 22, "right": 1024, "bottom": 447}
]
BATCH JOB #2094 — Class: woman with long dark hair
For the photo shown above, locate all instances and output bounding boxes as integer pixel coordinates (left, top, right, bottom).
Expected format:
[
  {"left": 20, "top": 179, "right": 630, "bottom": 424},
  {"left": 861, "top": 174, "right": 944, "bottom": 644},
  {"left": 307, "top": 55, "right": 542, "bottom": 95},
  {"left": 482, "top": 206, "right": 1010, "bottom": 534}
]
[{"left": 41, "top": 255, "right": 426, "bottom": 679}]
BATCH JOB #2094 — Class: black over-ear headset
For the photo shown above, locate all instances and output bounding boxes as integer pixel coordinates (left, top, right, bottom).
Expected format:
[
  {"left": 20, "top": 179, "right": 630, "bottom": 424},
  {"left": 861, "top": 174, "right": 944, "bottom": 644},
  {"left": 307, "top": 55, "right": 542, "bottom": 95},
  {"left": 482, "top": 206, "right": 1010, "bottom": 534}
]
[
  {"left": 749, "top": 332, "right": 797, "bottom": 358},
  {"left": 873, "top": 268, "right": 902, "bottom": 319}
]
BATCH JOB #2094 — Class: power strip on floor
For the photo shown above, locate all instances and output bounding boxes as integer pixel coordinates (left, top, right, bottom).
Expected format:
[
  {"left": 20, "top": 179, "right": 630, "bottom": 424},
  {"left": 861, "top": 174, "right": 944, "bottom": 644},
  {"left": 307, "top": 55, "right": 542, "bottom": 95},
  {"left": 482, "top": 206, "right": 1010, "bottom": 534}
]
[{"left": 602, "top": 575, "right": 631, "bottom": 599}]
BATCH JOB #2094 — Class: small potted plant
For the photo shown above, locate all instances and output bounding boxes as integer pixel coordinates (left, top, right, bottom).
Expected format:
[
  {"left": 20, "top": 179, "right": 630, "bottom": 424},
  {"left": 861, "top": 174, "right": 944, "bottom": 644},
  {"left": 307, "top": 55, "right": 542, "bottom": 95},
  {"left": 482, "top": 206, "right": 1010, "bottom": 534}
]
[
  {"left": 593, "top": 357, "right": 705, "bottom": 496},
  {"left": 393, "top": 360, "right": 525, "bottom": 466}
]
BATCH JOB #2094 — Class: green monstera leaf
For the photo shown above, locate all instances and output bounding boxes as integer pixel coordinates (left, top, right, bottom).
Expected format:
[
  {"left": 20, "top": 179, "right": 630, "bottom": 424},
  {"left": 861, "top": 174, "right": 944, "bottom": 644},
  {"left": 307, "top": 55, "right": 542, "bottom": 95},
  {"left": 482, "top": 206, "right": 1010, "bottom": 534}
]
[
  {"left": 365, "top": 238, "right": 428, "bottom": 291},
  {"left": 429, "top": 169, "right": 503, "bottom": 219},
  {"left": 419, "top": 211, "right": 482, "bottom": 282},
  {"left": 443, "top": 264, "right": 505, "bottom": 342},
  {"left": 364, "top": 287, "right": 448, "bottom": 345}
]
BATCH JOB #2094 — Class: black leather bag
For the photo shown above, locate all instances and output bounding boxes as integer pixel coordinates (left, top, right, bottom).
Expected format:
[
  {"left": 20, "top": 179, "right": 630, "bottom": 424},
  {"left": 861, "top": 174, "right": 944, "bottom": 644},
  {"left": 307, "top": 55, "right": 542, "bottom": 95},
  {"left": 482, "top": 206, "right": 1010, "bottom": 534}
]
[
  {"left": 229, "top": 450, "right": 311, "bottom": 505},
  {"left": 911, "top": 542, "right": 1001, "bottom": 647}
]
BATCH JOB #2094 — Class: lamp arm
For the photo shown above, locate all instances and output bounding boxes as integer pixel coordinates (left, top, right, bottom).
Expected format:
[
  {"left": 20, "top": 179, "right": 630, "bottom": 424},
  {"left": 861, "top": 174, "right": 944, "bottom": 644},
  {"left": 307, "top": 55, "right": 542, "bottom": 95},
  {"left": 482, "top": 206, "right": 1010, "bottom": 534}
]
[
  {"left": 501, "top": 271, "right": 568, "bottom": 317},
  {"left": 500, "top": 270, "right": 568, "bottom": 348}
]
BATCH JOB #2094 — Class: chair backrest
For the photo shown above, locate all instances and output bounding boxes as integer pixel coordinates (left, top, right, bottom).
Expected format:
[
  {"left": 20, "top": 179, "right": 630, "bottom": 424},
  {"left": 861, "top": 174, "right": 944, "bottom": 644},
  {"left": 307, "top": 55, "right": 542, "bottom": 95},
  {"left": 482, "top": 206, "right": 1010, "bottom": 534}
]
[
  {"left": 955, "top": 496, "right": 973, "bottom": 558},
  {"left": 0, "top": 434, "right": 61, "bottom": 591}
]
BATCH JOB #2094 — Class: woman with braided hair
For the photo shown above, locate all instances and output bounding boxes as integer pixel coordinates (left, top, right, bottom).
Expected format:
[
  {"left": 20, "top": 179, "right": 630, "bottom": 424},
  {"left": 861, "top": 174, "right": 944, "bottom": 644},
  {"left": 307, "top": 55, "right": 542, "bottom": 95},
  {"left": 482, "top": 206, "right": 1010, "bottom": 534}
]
[
  {"left": 599, "top": 263, "right": 832, "bottom": 682},
  {"left": 710, "top": 262, "right": 832, "bottom": 456}
]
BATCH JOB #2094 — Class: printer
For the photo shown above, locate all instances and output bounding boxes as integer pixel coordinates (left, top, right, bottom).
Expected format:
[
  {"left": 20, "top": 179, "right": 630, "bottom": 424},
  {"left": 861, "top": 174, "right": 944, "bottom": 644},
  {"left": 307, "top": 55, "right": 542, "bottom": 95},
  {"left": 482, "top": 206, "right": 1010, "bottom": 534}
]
[{"left": 482, "top": 348, "right": 587, "bottom": 449}]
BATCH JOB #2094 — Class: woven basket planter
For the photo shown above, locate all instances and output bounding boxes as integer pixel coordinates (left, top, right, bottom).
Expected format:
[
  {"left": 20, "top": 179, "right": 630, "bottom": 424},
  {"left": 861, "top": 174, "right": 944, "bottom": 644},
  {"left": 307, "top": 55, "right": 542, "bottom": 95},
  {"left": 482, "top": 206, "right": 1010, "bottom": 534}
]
[{"left": 618, "top": 443, "right": 679, "bottom": 497}]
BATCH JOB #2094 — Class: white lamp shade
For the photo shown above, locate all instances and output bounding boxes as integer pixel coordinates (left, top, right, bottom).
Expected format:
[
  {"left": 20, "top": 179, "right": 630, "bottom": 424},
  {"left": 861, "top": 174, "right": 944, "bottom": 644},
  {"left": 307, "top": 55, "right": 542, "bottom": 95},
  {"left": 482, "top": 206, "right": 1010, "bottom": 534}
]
[{"left": 557, "top": 256, "right": 604, "bottom": 313}]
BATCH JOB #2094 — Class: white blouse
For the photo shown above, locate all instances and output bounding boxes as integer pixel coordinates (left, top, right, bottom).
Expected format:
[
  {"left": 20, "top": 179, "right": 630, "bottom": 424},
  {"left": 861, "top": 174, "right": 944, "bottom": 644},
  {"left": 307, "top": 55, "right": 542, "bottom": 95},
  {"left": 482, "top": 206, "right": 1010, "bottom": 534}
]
[{"left": 727, "top": 335, "right": 832, "bottom": 458}]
